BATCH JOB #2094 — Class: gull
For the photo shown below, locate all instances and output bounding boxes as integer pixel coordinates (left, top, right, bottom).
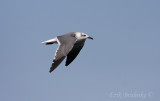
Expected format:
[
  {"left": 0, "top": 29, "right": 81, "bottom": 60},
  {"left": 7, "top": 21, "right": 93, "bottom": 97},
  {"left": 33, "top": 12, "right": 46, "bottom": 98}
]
[{"left": 42, "top": 32, "right": 93, "bottom": 73}]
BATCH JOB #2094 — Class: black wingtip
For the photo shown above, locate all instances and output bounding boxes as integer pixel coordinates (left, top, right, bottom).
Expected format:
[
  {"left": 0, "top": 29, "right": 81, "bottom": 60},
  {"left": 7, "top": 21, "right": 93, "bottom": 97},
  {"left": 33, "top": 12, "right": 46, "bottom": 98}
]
[
  {"left": 65, "top": 63, "right": 68, "bottom": 67},
  {"left": 65, "top": 61, "right": 70, "bottom": 67},
  {"left": 49, "top": 69, "right": 53, "bottom": 73}
]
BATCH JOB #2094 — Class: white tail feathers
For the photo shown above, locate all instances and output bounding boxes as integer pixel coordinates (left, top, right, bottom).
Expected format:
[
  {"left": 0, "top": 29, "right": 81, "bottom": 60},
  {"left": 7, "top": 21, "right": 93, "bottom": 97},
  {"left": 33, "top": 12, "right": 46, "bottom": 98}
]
[{"left": 42, "top": 37, "right": 58, "bottom": 45}]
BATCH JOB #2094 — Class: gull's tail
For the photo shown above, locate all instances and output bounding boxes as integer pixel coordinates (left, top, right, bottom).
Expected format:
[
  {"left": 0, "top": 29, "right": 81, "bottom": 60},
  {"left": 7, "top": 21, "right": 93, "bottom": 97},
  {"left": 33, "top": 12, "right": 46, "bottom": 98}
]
[{"left": 42, "top": 37, "right": 57, "bottom": 45}]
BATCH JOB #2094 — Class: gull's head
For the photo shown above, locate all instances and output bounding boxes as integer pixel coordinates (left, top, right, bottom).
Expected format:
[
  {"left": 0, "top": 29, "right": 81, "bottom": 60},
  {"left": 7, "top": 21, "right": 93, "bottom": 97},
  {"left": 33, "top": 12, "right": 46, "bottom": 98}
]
[{"left": 75, "top": 32, "right": 93, "bottom": 40}]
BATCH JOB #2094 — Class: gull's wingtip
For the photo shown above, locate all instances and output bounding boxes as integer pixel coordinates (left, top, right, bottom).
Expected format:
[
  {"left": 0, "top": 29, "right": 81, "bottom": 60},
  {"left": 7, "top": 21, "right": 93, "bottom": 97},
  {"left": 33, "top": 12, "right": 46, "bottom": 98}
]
[{"left": 49, "top": 70, "right": 52, "bottom": 73}]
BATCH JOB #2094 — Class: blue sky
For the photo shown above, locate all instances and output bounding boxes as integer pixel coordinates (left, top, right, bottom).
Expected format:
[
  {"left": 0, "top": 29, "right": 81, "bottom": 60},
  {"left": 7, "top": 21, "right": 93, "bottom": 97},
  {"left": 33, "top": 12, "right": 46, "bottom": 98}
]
[{"left": 0, "top": 0, "right": 160, "bottom": 101}]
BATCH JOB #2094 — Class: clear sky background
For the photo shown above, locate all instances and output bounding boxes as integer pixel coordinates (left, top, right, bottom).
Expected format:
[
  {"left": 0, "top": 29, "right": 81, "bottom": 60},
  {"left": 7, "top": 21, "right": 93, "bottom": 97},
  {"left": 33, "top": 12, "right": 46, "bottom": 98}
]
[{"left": 0, "top": 0, "right": 160, "bottom": 101}]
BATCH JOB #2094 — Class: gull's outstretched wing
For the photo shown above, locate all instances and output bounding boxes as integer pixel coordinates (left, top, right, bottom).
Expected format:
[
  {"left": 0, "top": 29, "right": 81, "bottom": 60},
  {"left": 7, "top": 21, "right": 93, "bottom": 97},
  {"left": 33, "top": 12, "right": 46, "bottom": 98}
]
[
  {"left": 49, "top": 34, "right": 76, "bottom": 73},
  {"left": 65, "top": 39, "right": 86, "bottom": 66}
]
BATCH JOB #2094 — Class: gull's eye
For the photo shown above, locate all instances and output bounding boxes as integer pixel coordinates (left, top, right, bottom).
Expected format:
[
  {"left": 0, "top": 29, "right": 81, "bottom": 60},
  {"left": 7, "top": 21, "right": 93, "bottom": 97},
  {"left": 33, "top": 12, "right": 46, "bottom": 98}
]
[{"left": 81, "top": 33, "right": 86, "bottom": 37}]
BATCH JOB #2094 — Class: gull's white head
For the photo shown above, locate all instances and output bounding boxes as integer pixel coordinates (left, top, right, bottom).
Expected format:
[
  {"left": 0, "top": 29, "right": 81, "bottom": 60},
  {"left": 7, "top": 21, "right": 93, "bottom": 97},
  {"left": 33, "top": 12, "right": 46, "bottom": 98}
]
[{"left": 75, "top": 32, "right": 93, "bottom": 40}]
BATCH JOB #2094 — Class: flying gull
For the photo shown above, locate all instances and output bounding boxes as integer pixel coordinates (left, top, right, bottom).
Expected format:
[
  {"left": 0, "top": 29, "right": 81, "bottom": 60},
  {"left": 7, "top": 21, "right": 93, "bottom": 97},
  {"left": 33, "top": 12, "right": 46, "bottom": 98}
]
[{"left": 42, "top": 32, "right": 93, "bottom": 73}]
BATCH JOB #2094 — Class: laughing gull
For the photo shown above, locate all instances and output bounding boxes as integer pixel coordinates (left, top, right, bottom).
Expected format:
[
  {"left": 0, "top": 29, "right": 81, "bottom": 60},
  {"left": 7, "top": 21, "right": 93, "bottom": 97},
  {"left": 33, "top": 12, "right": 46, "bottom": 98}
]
[{"left": 42, "top": 32, "right": 93, "bottom": 73}]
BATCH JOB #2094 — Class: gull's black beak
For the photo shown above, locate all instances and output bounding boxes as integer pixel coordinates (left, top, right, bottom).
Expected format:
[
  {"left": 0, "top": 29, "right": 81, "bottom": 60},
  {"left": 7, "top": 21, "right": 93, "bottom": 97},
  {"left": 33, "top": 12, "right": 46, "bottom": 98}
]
[{"left": 87, "top": 36, "right": 93, "bottom": 40}]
